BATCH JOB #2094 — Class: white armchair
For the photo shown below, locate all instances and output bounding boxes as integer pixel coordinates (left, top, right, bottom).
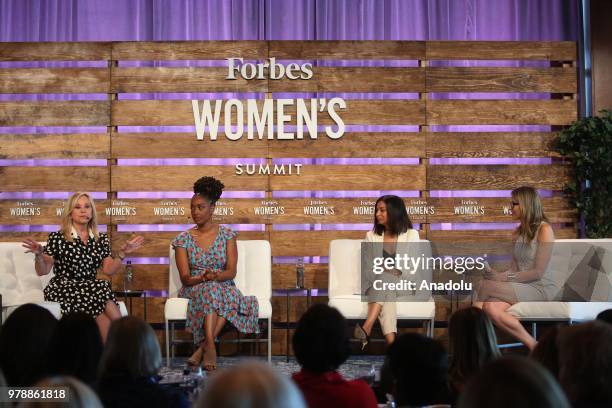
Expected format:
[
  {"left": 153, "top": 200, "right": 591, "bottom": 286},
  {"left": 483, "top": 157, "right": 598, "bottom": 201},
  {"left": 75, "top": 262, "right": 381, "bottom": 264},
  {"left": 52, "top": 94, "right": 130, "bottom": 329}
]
[
  {"left": 165, "top": 240, "right": 272, "bottom": 366},
  {"left": 328, "top": 239, "right": 436, "bottom": 339},
  {"left": 0, "top": 242, "right": 127, "bottom": 323},
  {"left": 504, "top": 238, "right": 612, "bottom": 346}
]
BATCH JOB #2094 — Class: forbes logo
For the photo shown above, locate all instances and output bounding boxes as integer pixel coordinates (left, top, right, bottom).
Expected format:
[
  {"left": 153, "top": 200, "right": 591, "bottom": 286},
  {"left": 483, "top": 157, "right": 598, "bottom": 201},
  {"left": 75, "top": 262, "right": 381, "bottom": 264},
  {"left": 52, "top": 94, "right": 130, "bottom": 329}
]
[{"left": 226, "top": 57, "right": 313, "bottom": 80}]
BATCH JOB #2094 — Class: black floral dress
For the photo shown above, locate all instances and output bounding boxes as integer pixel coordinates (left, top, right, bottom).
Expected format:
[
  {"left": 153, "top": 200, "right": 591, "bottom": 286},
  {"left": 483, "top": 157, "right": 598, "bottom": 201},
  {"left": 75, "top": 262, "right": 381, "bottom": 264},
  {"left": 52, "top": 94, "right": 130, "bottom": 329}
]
[{"left": 43, "top": 230, "right": 117, "bottom": 317}]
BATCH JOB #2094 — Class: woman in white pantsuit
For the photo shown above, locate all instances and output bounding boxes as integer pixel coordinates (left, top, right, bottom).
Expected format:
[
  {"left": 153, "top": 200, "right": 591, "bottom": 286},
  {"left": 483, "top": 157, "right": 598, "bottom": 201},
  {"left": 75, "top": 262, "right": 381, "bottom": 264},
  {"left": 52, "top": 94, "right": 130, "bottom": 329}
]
[{"left": 354, "top": 195, "right": 419, "bottom": 347}]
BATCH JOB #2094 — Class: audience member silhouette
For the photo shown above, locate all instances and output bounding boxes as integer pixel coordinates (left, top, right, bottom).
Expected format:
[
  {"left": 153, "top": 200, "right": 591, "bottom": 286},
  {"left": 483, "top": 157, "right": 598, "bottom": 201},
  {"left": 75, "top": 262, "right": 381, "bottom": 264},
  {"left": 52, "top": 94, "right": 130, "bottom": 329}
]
[
  {"left": 47, "top": 312, "right": 103, "bottom": 385},
  {"left": 557, "top": 321, "right": 612, "bottom": 407},
  {"left": 458, "top": 356, "right": 569, "bottom": 408},
  {"left": 197, "top": 362, "right": 306, "bottom": 408},
  {"left": 291, "top": 304, "right": 378, "bottom": 408},
  {"left": 448, "top": 307, "right": 500, "bottom": 393},
  {"left": 530, "top": 325, "right": 561, "bottom": 379},
  {"left": 385, "top": 332, "right": 451, "bottom": 407},
  {"left": 0, "top": 304, "right": 57, "bottom": 386},
  {"left": 97, "top": 316, "right": 188, "bottom": 408},
  {"left": 21, "top": 376, "right": 103, "bottom": 408}
]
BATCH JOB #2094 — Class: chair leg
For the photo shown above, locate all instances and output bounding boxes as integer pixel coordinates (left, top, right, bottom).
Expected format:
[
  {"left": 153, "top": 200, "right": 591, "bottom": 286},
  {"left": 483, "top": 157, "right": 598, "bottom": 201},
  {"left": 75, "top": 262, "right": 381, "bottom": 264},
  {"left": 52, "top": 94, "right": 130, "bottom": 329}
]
[
  {"left": 165, "top": 319, "right": 170, "bottom": 367},
  {"left": 170, "top": 321, "right": 175, "bottom": 363},
  {"left": 268, "top": 317, "right": 272, "bottom": 364},
  {"left": 531, "top": 322, "right": 537, "bottom": 340}
]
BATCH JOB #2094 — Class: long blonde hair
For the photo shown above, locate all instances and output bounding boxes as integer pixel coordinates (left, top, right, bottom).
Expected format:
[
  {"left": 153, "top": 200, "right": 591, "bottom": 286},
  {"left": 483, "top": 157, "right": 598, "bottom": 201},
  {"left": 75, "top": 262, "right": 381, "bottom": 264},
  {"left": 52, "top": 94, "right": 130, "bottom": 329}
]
[
  {"left": 61, "top": 192, "right": 99, "bottom": 242},
  {"left": 512, "top": 186, "right": 548, "bottom": 242}
]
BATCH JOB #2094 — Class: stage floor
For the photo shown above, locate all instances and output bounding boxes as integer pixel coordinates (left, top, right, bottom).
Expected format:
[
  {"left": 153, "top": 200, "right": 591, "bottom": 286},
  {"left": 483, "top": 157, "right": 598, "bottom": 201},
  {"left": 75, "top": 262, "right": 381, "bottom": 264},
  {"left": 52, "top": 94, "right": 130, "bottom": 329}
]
[{"left": 160, "top": 355, "right": 385, "bottom": 381}]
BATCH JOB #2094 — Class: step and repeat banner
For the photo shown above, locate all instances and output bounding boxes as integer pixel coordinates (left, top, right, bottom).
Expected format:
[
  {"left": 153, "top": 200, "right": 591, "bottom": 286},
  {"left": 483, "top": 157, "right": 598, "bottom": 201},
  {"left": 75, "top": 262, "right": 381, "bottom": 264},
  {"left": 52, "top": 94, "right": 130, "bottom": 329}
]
[{"left": 0, "top": 40, "right": 578, "bottom": 352}]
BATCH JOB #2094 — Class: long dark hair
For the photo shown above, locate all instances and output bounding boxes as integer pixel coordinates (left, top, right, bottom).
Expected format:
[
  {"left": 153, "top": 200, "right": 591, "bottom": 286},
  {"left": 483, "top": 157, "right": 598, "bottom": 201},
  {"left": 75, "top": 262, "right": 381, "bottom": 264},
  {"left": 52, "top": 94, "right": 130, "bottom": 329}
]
[
  {"left": 448, "top": 307, "right": 500, "bottom": 391},
  {"left": 373, "top": 195, "right": 412, "bottom": 236}
]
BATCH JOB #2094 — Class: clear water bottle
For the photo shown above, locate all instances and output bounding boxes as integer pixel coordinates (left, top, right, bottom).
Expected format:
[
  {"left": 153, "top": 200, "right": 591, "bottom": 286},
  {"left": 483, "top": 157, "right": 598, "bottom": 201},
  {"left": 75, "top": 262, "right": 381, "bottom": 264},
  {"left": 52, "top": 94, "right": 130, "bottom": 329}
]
[
  {"left": 296, "top": 257, "right": 305, "bottom": 289},
  {"left": 124, "top": 260, "right": 133, "bottom": 292}
]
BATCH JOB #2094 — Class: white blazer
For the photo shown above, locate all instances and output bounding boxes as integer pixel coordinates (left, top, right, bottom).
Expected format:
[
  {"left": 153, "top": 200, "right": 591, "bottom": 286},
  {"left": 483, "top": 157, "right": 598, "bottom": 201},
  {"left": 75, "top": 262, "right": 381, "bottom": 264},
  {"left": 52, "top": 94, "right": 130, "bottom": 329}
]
[{"left": 365, "top": 229, "right": 420, "bottom": 242}]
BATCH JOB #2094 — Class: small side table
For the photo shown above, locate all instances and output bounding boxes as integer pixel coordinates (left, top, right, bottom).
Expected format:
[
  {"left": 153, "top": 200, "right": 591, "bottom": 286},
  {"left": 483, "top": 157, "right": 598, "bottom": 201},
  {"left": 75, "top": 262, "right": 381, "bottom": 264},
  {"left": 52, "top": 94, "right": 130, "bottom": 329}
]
[
  {"left": 114, "top": 290, "right": 148, "bottom": 321},
  {"left": 285, "top": 287, "right": 312, "bottom": 362}
]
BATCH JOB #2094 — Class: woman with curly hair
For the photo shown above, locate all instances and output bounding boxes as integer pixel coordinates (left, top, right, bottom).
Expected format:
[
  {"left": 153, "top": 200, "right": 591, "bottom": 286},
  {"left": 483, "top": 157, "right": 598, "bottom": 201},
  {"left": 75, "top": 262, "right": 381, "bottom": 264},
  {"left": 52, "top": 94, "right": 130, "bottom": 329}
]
[{"left": 172, "top": 177, "right": 259, "bottom": 371}]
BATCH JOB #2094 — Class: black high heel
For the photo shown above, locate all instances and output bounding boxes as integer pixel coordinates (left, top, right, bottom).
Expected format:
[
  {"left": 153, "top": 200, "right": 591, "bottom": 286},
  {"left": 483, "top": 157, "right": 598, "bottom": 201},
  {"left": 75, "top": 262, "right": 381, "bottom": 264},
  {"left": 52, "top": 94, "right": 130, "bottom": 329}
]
[{"left": 354, "top": 323, "right": 370, "bottom": 350}]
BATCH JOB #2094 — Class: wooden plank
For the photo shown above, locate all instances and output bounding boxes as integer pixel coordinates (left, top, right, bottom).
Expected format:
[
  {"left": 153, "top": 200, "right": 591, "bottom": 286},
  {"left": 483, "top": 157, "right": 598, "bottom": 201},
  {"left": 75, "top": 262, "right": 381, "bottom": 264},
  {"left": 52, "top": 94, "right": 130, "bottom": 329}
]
[
  {"left": 110, "top": 166, "right": 268, "bottom": 192},
  {"left": 0, "top": 232, "right": 54, "bottom": 242},
  {"left": 427, "top": 67, "right": 576, "bottom": 93},
  {"left": 426, "top": 164, "right": 571, "bottom": 190},
  {"left": 119, "top": 297, "right": 166, "bottom": 323},
  {"left": 0, "top": 167, "right": 110, "bottom": 192},
  {"left": 112, "top": 99, "right": 258, "bottom": 126},
  {"left": 113, "top": 132, "right": 424, "bottom": 159},
  {"left": 106, "top": 198, "right": 262, "bottom": 225},
  {"left": 103, "top": 197, "right": 433, "bottom": 225},
  {"left": 426, "top": 197, "right": 577, "bottom": 223},
  {"left": 0, "top": 199, "right": 110, "bottom": 225},
  {"left": 426, "top": 132, "right": 558, "bottom": 158},
  {"left": 112, "top": 231, "right": 266, "bottom": 258},
  {"left": 111, "top": 67, "right": 267, "bottom": 93},
  {"left": 282, "top": 100, "right": 425, "bottom": 126},
  {"left": 269, "top": 41, "right": 425, "bottom": 59},
  {"left": 0, "top": 68, "right": 109, "bottom": 94},
  {"left": 111, "top": 100, "right": 425, "bottom": 126},
  {"left": 249, "top": 198, "right": 429, "bottom": 224},
  {"left": 110, "top": 264, "right": 168, "bottom": 292},
  {"left": 111, "top": 132, "right": 267, "bottom": 158},
  {"left": 269, "top": 132, "right": 425, "bottom": 158},
  {"left": 0, "top": 101, "right": 110, "bottom": 126},
  {"left": 0, "top": 42, "right": 111, "bottom": 61},
  {"left": 269, "top": 67, "right": 425, "bottom": 92},
  {"left": 427, "top": 41, "right": 576, "bottom": 61},
  {"left": 270, "top": 165, "right": 426, "bottom": 190},
  {"left": 272, "top": 263, "right": 328, "bottom": 289},
  {"left": 270, "top": 230, "right": 426, "bottom": 257},
  {"left": 0, "top": 133, "right": 109, "bottom": 159},
  {"left": 111, "top": 41, "right": 268, "bottom": 60},
  {"left": 427, "top": 227, "right": 578, "bottom": 244},
  {"left": 427, "top": 100, "right": 577, "bottom": 125}
]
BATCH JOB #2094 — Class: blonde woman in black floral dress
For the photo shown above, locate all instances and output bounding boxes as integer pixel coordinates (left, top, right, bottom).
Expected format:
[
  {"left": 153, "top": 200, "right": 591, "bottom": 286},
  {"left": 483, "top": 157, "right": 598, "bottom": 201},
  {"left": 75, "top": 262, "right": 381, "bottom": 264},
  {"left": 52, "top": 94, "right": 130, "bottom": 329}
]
[{"left": 22, "top": 192, "right": 144, "bottom": 342}]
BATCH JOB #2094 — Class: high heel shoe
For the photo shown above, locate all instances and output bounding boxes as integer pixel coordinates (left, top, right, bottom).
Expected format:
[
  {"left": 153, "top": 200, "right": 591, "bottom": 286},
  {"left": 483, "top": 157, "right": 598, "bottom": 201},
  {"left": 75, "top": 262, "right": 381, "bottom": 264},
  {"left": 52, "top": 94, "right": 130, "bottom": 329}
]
[{"left": 353, "top": 323, "right": 370, "bottom": 350}]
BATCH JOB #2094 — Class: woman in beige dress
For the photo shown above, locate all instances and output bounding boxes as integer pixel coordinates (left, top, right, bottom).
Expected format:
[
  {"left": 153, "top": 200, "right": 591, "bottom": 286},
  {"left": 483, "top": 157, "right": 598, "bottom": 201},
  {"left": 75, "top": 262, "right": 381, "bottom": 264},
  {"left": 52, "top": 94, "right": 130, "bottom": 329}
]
[
  {"left": 354, "top": 195, "right": 419, "bottom": 347},
  {"left": 474, "top": 186, "right": 555, "bottom": 350}
]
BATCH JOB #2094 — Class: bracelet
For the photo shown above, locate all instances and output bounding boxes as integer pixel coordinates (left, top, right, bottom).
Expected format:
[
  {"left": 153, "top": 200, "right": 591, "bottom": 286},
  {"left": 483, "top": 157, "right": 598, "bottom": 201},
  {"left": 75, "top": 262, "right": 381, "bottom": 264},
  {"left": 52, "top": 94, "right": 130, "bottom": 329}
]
[{"left": 506, "top": 271, "right": 518, "bottom": 282}]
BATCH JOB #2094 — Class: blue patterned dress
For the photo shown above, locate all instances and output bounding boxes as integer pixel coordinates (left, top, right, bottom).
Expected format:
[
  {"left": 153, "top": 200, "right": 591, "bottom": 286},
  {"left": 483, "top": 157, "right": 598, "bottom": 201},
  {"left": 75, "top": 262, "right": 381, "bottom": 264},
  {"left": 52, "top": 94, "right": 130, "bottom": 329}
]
[{"left": 172, "top": 225, "right": 259, "bottom": 345}]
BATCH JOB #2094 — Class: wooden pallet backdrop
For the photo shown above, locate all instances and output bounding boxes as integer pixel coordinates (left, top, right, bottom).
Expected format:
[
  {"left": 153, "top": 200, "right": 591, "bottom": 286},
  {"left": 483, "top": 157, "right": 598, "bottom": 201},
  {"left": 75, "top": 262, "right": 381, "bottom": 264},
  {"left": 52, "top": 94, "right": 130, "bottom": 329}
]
[{"left": 0, "top": 40, "right": 578, "bottom": 354}]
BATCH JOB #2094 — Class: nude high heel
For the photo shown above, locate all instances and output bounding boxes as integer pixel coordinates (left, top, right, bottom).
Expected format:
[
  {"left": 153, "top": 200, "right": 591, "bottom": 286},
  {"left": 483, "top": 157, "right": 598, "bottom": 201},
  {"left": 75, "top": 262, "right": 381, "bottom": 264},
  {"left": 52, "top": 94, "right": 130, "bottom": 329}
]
[{"left": 354, "top": 323, "right": 370, "bottom": 350}]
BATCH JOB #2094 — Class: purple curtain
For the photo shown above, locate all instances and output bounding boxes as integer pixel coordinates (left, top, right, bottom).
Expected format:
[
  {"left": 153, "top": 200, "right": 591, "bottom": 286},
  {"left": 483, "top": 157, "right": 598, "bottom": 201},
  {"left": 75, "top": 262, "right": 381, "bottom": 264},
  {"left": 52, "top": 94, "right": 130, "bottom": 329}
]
[{"left": 0, "top": 0, "right": 577, "bottom": 41}]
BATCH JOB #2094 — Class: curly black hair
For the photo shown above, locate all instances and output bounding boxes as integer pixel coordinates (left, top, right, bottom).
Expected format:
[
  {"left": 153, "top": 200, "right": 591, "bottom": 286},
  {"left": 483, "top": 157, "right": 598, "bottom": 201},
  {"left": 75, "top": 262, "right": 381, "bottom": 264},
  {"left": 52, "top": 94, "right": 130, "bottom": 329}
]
[
  {"left": 292, "top": 304, "right": 350, "bottom": 373},
  {"left": 193, "top": 176, "right": 224, "bottom": 204}
]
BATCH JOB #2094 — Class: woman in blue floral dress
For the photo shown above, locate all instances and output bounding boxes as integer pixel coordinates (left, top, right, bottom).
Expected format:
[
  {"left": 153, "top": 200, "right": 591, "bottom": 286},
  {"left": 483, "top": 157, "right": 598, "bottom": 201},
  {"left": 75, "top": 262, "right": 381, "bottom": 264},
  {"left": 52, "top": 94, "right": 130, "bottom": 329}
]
[{"left": 172, "top": 177, "right": 259, "bottom": 371}]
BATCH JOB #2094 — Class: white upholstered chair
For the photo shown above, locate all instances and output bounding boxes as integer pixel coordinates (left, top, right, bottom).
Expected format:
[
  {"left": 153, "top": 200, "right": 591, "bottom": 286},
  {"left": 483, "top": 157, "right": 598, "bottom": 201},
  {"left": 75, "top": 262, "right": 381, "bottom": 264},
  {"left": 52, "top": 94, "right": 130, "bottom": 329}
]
[
  {"left": 165, "top": 240, "right": 272, "bottom": 366},
  {"left": 0, "top": 242, "right": 127, "bottom": 324},
  {"left": 503, "top": 238, "right": 612, "bottom": 346},
  {"left": 328, "top": 239, "right": 436, "bottom": 338}
]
